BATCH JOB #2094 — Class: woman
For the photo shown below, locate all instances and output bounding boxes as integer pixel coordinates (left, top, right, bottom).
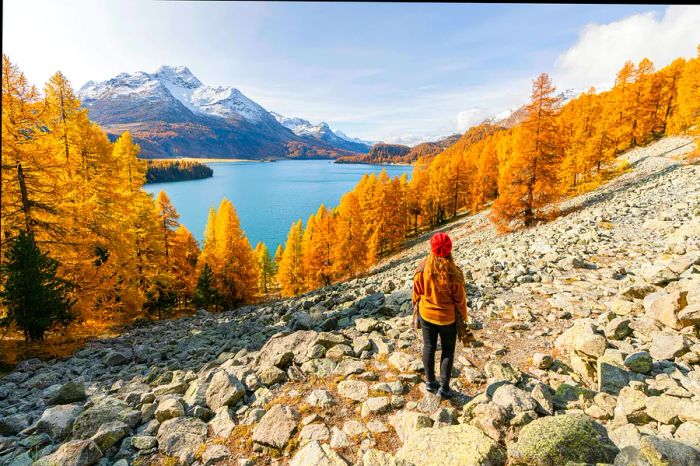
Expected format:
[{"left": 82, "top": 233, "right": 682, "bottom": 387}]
[{"left": 412, "top": 232, "right": 467, "bottom": 399}]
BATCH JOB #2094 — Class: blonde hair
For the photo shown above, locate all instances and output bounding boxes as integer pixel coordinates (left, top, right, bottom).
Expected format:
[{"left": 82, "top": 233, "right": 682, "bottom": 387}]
[{"left": 424, "top": 252, "right": 464, "bottom": 285}]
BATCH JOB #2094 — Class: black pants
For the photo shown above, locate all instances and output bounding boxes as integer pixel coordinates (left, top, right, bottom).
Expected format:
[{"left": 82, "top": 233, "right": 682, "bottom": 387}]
[{"left": 420, "top": 315, "right": 457, "bottom": 389}]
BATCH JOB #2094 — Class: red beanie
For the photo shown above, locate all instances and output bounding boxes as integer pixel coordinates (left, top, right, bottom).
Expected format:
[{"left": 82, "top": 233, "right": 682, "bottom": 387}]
[{"left": 430, "top": 232, "right": 452, "bottom": 257}]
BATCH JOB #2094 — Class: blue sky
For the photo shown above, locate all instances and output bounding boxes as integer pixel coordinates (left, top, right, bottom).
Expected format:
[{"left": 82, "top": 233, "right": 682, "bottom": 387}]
[{"left": 3, "top": 2, "right": 699, "bottom": 144}]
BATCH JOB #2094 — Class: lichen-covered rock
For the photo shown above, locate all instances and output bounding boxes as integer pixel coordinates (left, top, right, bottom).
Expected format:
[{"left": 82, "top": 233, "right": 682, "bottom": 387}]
[
  {"left": 156, "top": 416, "right": 208, "bottom": 459},
  {"left": 289, "top": 440, "right": 349, "bottom": 466},
  {"left": 90, "top": 420, "right": 130, "bottom": 452},
  {"left": 395, "top": 424, "right": 506, "bottom": 466},
  {"left": 507, "top": 413, "right": 618, "bottom": 465},
  {"left": 47, "top": 381, "right": 87, "bottom": 405},
  {"left": 34, "top": 439, "right": 102, "bottom": 466},
  {"left": 634, "top": 435, "right": 700, "bottom": 466},
  {"left": 36, "top": 404, "right": 83, "bottom": 440},
  {"left": 337, "top": 380, "right": 369, "bottom": 402},
  {"left": 251, "top": 404, "right": 299, "bottom": 449},
  {"left": 155, "top": 398, "right": 185, "bottom": 422},
  {"left": 205, "top": 370, "right": 245, "bottom": 412},
  {"left": 72, "top": 396, "right": 140, "bottom": 439},
  {"left": 388, "top": 410, "right": 433, "bottom": 443}
]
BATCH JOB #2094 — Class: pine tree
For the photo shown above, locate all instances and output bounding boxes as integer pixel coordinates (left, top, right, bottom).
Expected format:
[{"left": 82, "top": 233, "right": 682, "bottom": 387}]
[
  {"left": 277, "top": 220, "right": 305, "bottom": 297},
  {"left": 193, "top": 263, "right": 221, "bottom": 311},
  {"left": 211, "top": 198, "right": 258, "bottom": 307},
  {"left": 0, "top": 231, "right": 75, "bottom": 342},
  {"left": 492, "top": 73, "right": 561, "bottom": 231},
  {"left": 254, "top": 242, "right": 275, "bottom": 293},
  {"left": 154, "top": 190, "right": 180, "bottom": 263}
]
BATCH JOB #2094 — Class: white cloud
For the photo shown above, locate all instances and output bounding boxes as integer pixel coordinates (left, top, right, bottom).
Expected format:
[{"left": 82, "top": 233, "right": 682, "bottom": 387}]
[
  {"left": 457, "top": 107, "right": 491, "bottom": 132},
  {"left": 554, "top": 5, "right": 700, "bottom": 90}
]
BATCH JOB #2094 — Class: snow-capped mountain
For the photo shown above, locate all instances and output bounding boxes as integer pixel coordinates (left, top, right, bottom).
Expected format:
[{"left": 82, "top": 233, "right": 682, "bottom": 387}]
[
  {"left": 335, "top": 130, "right": 375, "bottom": 147},
  {"left": 271, "top": 113, "right": 370, "bottom": 153},
  {"left": 78, "top": 66, "right": 365, "bottom": 159}
]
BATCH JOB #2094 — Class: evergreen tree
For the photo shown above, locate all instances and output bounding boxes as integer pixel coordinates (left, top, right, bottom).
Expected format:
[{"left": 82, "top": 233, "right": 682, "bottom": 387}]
[
  {"left": 0, "top": 231, "right": 75, "bottom": 342},
  {"left": 193, "top": 263, "right": 220, "bottom": 311},
  {"left": 254, "top": 242, "right": 275, "bottom": 293}
]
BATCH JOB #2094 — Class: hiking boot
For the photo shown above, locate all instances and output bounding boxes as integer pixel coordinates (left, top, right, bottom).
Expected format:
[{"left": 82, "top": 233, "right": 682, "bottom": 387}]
[
  {"left": 425, "top": 380, "right": 440, "bottom": 393},
  {"left": 437, "top": 386, "right": 454, "bottom": 399}
]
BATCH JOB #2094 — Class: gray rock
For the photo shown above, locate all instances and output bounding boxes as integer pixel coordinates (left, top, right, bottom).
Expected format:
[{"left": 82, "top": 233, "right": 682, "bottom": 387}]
[
  {"left": 72, "top": 397, "right": 140, "bottom": 439},
  {"left": 361, "top": 397, "right": 391, "bottom": 418},
  {"left": 649, "top": 333, "right": 689, "bottom": 360},
  {"left": 491, "top": 384, "right": 538, "bottom": 414},
  {"left": 624, "top": 352, "right": 653, "bottom": 374},
  {"left": 208, "top": 406, "right": 237, "bottom": 438},
  {"left": 103, "top": 350, "right": 131, "bottom": 366},
  {"left": 395, "top": 424, "right": 506, "bottom": 466},
  {"left": 388, "top": 410, "right": 434, "bottom": 443},
  {"left": 155, "top": 398, "right": 185, "bottom": 422},
  {"left": 257, "top": 366, "right": 286, "bottom": 386},
  {"left": 637, "top": 435, "right": 700, "bottom": 466},
  {"left": 131, "top": 435, "right": 157, "bottom": 450},
  {"left": 337, "top": 380, "right": 369, "bottom": 402},
  {"left": 90, "top": 420, "right": 130, "bottom": 452},
  {"left": 37, "top": 403, "right": 83, "bottom": 440},
  {"left": 508, "top": 413, "right": 618, "bottom": 465},
  {"left": 34, "top": 440, "right": 102, "bottom": 466},
  {"left": 251, "top": 405, "right": 299, "bottom": 449},
  {"left": 202, "top": 444, "right": 231, "bottom": 465},
  {"left": 289, "top": 440, "right": 349, "bottom": 466},
  {"left": 156, "top": 416, "right": 208, "bottom": 459},
  {"left": 47, "top": 381, "right": 86, "bottom": 405},
  {"left": 306, "top": 389, "right": 336, "bottom": 408},
  {"left": 205, "top": 370, "right": 245, "bottom": 412}
]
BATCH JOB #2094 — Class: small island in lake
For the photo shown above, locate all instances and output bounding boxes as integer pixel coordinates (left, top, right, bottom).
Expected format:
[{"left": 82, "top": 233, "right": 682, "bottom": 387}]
[{"left": 145, "top": 159, "right": 214, "bottom": 183}]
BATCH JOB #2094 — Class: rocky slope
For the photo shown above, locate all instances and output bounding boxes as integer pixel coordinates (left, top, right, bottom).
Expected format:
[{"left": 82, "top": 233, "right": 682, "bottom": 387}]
[
  {"left": 79, "top": 66, "right": 364, "bottom": 160},
  {"left": 1, "top": 136, "right": 699, "bottom": 466}
]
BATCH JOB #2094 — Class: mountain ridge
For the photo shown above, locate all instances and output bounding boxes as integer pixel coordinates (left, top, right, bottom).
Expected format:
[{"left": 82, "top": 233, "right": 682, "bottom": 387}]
[{"left": 78, "top": 66, "right": 368, "bottom": 159}]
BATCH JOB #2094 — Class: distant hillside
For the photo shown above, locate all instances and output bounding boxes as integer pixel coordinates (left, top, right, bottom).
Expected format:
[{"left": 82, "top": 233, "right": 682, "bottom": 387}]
[
  {"left": 78, "top": 66, "right": 366, "bottom": 160},
  {"left": 335, "top": 134, "right": 461, "bottom": 165}
]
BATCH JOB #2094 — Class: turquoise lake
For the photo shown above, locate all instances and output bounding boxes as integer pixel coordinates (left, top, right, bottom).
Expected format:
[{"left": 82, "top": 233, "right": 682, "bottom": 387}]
[{"left": 144, "top": 160, "right": 413, "bottom": 251}]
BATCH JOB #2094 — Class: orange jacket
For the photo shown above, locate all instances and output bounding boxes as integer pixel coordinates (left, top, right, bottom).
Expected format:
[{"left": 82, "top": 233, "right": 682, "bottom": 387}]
[{"left": 412, "top": 258, "right": 468, "bottom": 325}]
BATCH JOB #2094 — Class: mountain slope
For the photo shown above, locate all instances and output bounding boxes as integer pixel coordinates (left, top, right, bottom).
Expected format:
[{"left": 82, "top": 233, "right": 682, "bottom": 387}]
[
  {"left": 79, "top": 66, "right": 361, "bottom": 159},
  {"left": 2, "top": 137, "right": 698, "bottom": 465},
  {"left": 272, "top": 113, "right": 371, "bottom": 153}
]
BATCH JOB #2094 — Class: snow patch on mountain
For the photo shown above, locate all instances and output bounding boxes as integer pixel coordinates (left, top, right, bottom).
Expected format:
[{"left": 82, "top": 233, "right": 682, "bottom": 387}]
[{"left": 79, "top": 65, "right": 267, "bottom": 123}]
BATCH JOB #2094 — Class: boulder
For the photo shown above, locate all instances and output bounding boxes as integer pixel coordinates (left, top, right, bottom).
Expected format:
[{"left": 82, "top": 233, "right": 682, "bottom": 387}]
[
  {"left": 205, "top": 370, "right": 245, "bottom": 412},
  {"left": 636, "top": 435, "right": 700, "bottom": 466},
  {"left": 491, "top": 384, "right": 538, "bottom": 414},
  {"left": 202, "top": 444, "right": 231, "bottom": 465},
  {"left": 155, "top": 398, "right": 185, "bottom": 422},
  {"left": 257, "top": 366, "right": 287, "bottom": 386},
  {"left": 36, "top": 404, "right": 83, "bottom": 440},
  {"left": 256, "top": 330, "right": 343, "bottom": 368},
  {"left": 361, "top": 397, "right": 391, "bottom": 418},
  {"left": 90, "top": 420, "right": 130, "bottom": 452},
  {"left": 47, "top": 381, "right": 87, "bottom": 405},
  {"left": 289, "top": 440, "right": 349, "bottom": 466},
  {"left": 395, "top": 424, "right": 506, "bottom": 466},
  {"left": 507, "top": 413, "right": 618, "bottom": 465},
  {"left": 624, "top": 351, "right": 653, "bottom": 374},
  {"left": 675, "top": 421, "right": 700, "bottom": 448},
  {"left": 251, "top": 405, "right": 299, "bottom": 449},
  {"left": 337, "top": 380, "right": 369, "bottom": 402},
  {"left": 103, "top": 350, "right": 131, "bottom": 366},
  {"left": 649, "top": 333, "right": 689, "bottom": 360},
  {"left": 156, "top": 416, "right": 208, "bottom": 459},
  {"left": 644, "top": 290, "right": 687, "bottom": 329},
  {"left": 72, "top": 396, "right": 140, "bottom": 439},
  {"left": 307, "top": 389, "right": 336, "bottom": 408},
  {"left": 299, "top": 423, "right": 330, "bottom": 442},
  {"left": 484, "top": 361, "right": 522, "bottom": 384},
  {"left": 388, "top": 410, "right": 434, "bottom": 443},
  {"left": 34, "top": 439, "right": 102, "bottom": 466},
  {"left": 388, "top": 352, "right": 415, "bottom": 372},
  {"left": 208, "top": 406, "right": 237, "bottom": 438},
  {"left": 362, "top": 449, "right": 401, "bottom": 466}
]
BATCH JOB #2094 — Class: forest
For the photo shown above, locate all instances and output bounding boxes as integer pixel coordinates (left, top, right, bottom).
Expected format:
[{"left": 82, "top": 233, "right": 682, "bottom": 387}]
[
  {"left": 1, "top": 48, "right": 698, "bottom": 355},
  {"left": 145, "top": 159, "right": 214, "bottom": 183}
]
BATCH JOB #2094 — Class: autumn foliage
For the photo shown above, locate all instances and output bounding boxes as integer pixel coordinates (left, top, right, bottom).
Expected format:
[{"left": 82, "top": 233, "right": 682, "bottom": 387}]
[{"left": 277, "top": 48, "right": 700, "bottom": 295}]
